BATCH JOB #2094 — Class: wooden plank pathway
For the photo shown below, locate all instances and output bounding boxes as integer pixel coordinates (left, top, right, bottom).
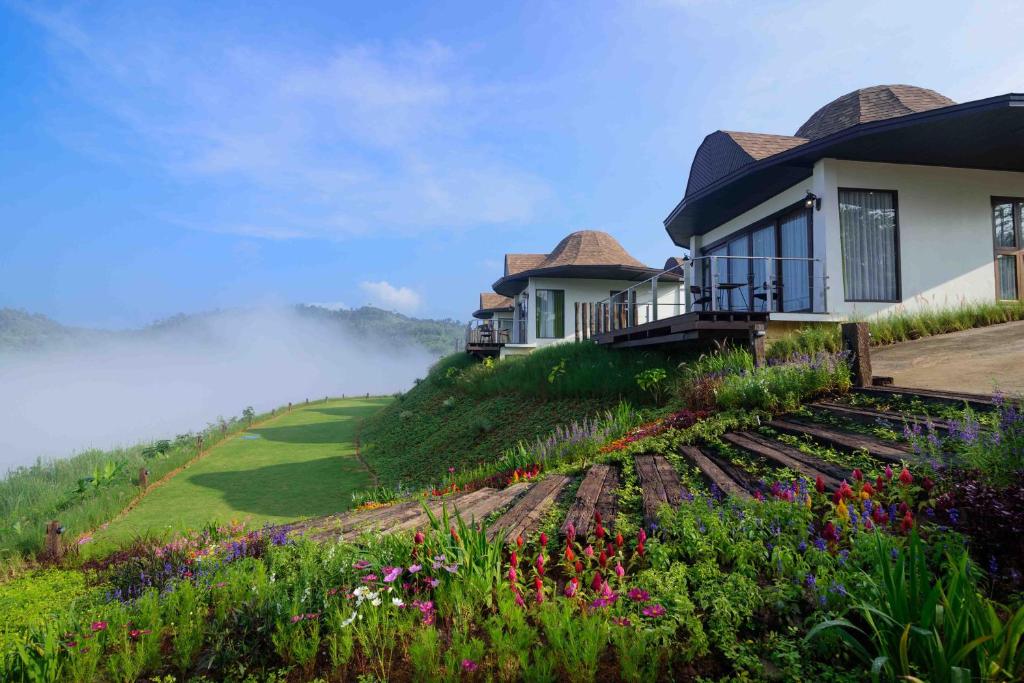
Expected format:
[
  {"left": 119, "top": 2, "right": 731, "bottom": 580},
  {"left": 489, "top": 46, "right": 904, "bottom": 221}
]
[
  {"left": 768, "top": 418, "right": 912, "bottom": 463},
  {"left": 487, "top": 475, "right": 571, "bottom": 542},
  {"left": 852, "top": 385, "right": 995, "bottom": 411},
  {"left": 722, "top": 432, "right": 843, "bottom": 491},
  {"left": 678, "top": 445, "right": 751, "bottom": 500},
  {"left": 561, "top": 464, "right": 619, "bottom": 538},
  {"left": 810, "top": 401, "right": 952, "bottom": 432},
  {"left": 634, "top": 455, "right": 687, "bottom": 525}
]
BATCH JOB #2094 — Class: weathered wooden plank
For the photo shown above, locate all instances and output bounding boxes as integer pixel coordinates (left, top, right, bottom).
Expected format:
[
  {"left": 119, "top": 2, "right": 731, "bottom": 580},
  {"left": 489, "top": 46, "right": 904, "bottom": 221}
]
[
  {"left": 679, "top": 445, "right": 751, "bottom": 500},
  {"left": 724, "top": 432, "right": 842, "bottom": 491},
  {"left": 768, "top": 418, "right": 911, "bottom": 462},
  {"left": 652, "top": 455, "right": 686, "bottom": 506},
  {"left": 810, "top": 401, "right": 951, "bottom": 432},
  {"left": 390, "top": 485, "right": 528, "bottom": 534},
  {"left": 634, "top": 455, "right": 668, "bottom": 526},
  {"left": 487, "top": 475, "right": 571, "bottom": 542},
  {"left": 735, "top": 431, "right": 850, "bottom": 483},
  {"left": 594, "top": 467, "right": 619, "bottom": 533},
  {"left": 561, "top": 464, "right": 612, "bottom": 538},
  {"left": 356, "top": 490, "right": 491, "bottom": 535},
  {"left": 852, "top": 385, "right": 995, "bottom": 412}
]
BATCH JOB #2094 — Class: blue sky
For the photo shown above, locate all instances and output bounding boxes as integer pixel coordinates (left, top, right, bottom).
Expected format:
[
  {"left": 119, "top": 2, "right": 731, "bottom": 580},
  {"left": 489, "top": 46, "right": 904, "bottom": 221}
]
[{"left": 2, "top": 1, "right": 1022, "bottom": 327}]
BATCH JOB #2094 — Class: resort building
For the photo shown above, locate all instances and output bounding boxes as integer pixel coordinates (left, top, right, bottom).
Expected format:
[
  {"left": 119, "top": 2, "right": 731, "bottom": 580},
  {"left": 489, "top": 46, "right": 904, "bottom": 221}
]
[
  {"left": 483, "top": 230, "right": 684, "bottom": 358},
  {"left": 662, "top": 85, "right": 1024, "bottom": 324}
]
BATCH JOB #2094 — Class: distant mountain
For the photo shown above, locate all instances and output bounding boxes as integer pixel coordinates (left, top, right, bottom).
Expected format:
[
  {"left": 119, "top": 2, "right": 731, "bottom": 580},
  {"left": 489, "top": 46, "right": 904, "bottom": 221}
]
[{"left": 0, "top": 306, "right": 465, "bottom": 357}]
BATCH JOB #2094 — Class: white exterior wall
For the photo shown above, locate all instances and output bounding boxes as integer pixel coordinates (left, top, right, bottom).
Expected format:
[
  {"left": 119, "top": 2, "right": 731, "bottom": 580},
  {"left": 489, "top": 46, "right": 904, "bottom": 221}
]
[
  {"left": 503, "top": 276, "right": 683, "bottom": 353},
  {"left": 688, "top": 159, "right": 1024, "bottom": 320}
]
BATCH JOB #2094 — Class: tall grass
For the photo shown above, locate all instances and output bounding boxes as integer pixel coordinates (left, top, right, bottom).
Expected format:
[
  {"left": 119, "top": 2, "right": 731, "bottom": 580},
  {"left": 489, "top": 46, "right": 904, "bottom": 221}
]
[
  {"left": 767, "top": 300, "right": 1024, "bottom": 361},
  {"left": 0, "top": 403, "right": 303, "bottom": 569},
  {"left": 458, "top": 342, "right": 678, "bottom": 402}
]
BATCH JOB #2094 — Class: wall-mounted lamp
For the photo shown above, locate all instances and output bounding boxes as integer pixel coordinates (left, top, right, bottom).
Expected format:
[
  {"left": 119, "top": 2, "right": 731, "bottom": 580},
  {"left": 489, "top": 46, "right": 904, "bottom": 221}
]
[{"left": 804, "top": 191, "right": 821, "bottom": 211}]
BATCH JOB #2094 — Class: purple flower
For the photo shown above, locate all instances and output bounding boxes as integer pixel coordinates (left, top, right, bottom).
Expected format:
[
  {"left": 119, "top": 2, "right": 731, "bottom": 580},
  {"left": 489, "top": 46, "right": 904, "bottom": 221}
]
[
  {"left": 641, "top": 604, "right": 666, "bottom": 618},
  {"left": 627, "top": 587, "right": 650, "bottom": 602},
  {"left": 382, "top": 566, "right": 403, "bottom": 583},
  {"left": 462, "top": 659, "right": 478, "bottom": 672},
  {"left": 408, "top": 564, "right": 422, "bottom": 574}
]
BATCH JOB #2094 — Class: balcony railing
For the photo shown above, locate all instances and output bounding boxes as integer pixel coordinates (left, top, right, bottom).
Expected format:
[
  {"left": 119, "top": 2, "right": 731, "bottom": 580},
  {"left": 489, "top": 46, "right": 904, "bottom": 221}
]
[
  {"left": 580, "top": 255, "right": 829, "bottom": 339},
  {"left": 466, "top": 321, "right": 511, "bottom": 346}
]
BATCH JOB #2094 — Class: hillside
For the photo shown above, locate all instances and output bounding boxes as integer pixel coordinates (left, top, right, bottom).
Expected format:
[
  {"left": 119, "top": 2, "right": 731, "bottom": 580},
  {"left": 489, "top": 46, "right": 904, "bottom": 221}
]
[
  {"left": 360, "top": 343, "right": 675, "bottom": 487},
  {"left": 0, "top": 305, "right": 463, "bottom": 356}
]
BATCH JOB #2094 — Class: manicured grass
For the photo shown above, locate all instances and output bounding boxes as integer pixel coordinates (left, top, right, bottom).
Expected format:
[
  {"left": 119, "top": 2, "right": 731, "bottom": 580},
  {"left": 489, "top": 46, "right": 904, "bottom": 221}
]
[{"left": 88, "top": 398, "right": 389, "bottom": 552}]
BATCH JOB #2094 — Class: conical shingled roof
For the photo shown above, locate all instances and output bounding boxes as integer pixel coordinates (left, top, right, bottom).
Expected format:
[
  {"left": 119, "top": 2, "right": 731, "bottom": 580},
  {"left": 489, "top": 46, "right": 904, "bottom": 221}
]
[
  {"left": 536, "top": 230, "right": 647, "bottom": 269},
  {"left": 472, "top": 292, "right": 514, "bottom": 319},
  {"left": 795, "top": 85, "right": 956, "bottom": 140},
  {"left": 492, "top": 230, "right": 672, "bottom": 296}
]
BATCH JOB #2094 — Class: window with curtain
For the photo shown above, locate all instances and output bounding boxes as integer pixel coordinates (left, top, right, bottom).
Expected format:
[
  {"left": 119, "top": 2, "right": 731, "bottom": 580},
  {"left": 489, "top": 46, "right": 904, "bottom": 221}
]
[
  {"left": 780, "top": 209, "right": 811, "bottom": 311},
  {"left": 839, "top": 189, "right": 900, "bottom": 302},
  {"left": 992, "top": 199, "right": 1023, "bottom": 301},
  {"left": 535, "top": 289, "right": 564, "bottom": 338}
]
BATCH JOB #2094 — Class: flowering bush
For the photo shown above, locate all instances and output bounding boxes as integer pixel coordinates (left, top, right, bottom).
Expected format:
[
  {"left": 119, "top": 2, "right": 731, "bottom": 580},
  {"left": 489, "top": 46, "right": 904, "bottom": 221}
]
[{"left": 600, "top": 409, "right": 707, "bottom": 453}]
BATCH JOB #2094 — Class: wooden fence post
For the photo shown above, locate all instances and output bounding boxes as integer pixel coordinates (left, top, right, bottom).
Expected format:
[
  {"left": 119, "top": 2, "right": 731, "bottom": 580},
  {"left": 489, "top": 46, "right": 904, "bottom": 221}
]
[
  {"left": 749, "top": 329, "right": 766, "bottom": 368},
  {"left": 138, "top": 467, "right": 149, "bottom": 489},
  {"left": 196, "top": 435, "right": 204, "bottom": 453},
  {"left": 574, "top": 302, "right": 581, "bottom": 342},
  {"left": 43, "top": 521, "right": 63, "bottom": 562},
  {"left": 841, "top": 322, "right": 872, "bottom": 387}
]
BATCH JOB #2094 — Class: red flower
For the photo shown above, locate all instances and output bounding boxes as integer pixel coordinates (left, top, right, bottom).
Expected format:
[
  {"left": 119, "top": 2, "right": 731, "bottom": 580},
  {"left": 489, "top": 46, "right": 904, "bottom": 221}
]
[
  {"left": 822, "top": 522, "right": 839, "bottom": 543},
  {"left": 815, "top": 475, "right": 825, "bottom": 494},
  {"left": 852, "top": 468, "right": 863, "bottom": 482},
  {"left": 591, "top": 572, "right": 603, "bottom": 591},
  {"left": 899, "top": 468, "right": 913, "bottom": 485},
  {"left": 540, "top": 532, "right": 548, "bottom": 547},
  {"left": 595, "top": 524, "right": 605, "bottom": 540},
  {"left": 638, "top": 528, "right": 647, "bottom": 544},
  {"left": 595, "top": 510, "right": 602, "bottom": 525},
  {"left": 414, "top": 531, "right": 424, "bottom": 545},
  {"left": 598, "top": 550, "right": 607, "bottom": 568},
  {"left": 636, "top": 541, "right": 645, "bottom": 556},
  {"left": 450, "top": 526, "right": 459, "bottom": 541},
  {"left": 876, "top": 476, "right": 885, "bottom": 490},
  {"left": 615, "top": 532, "right": 624, "bottom": 548},
  {"left": 535, "top": 555, "right": 545, "bottom": 576},
  {"left": 574, "top": 560, "right": 584, "bottom": 574},
  {"left": 534, "top": 577, "right": 543, "bottom": 592},
  {"left": 516, "top": 535, "right": 524, "bottom": 548},
  {"left": 922, "top": 476, "right": 934, "bottom": 493},
  {"left": 511, "top": 551, "right": 518, "bottom": 566},
  {"left": 900, "top": 511, "right": 914, "bottom": 533},
  {"left": 862, "top": 482, "right": 875, "bottom": 496},
  {"left": 508, "top": 566, "right": 517, "bottom": 583}
]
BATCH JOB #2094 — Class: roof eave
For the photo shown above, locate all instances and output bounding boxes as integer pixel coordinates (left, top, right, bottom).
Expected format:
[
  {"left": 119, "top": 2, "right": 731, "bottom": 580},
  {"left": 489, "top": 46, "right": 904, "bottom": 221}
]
[{"left": 664, "top": 93, "right": 1024, "bottom": 246}]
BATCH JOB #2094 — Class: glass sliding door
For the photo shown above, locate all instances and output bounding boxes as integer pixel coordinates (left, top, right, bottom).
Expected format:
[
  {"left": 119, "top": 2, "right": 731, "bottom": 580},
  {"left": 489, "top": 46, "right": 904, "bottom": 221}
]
[
  {"left": 993, "top": 199, "right": 1023, "bottom": 301},
  {"left": 727, "top": 236, "right": 750, "bottom": 310},
  {"left": 535, "top": 289, "right": 564, "bottom": 338},
  {"left": 750, "top": 225, "right": 775, "bottom": 312},
  {"left": 779, "top": 208, "right": 812, "bottom": 312},
  {"left": 839, "top": 190, "right": 900, "bottom": 302}
]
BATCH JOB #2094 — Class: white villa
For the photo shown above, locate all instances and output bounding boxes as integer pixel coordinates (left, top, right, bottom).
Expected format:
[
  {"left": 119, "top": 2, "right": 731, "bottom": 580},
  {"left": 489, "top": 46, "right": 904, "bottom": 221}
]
[
  {"left": 665, "top": 85, "right": 1024, "bottom": 327},
  {"left": 477, "top": 230, "right": 684, "bottom": 358}
]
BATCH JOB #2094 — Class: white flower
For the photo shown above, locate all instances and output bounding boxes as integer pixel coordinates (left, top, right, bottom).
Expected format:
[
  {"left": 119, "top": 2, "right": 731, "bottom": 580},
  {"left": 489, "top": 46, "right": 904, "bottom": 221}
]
[
  {"left": 371, "top": 597, "right": 382, "bottom": 607},
  {"left": 392, "top": 598, "right": 404, "bottom": 607}
]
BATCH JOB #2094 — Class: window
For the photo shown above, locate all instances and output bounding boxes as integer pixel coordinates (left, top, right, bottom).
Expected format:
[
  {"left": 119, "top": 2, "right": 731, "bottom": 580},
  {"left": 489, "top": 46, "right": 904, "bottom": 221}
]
[
  {"left": 992, "top": 199, "right": 1024, "bottom": 301},
  {"left": 700, "top": 203, "right": 813, "bottom": 312},
  {"left": 838, "top": 189, "right": 900, "bottom": 302},
  {"left": 535, "top": 289, "right": 564, "bottom": 338}
]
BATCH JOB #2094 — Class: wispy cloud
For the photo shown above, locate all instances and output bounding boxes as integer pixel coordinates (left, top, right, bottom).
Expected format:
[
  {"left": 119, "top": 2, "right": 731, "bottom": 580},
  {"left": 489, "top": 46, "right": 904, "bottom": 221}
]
[
  {"left": 18, "top": 5, "right": 549, "bottom": 239},
  {"left": 359, "top": 280, "right": 421, "bottom": 313}
]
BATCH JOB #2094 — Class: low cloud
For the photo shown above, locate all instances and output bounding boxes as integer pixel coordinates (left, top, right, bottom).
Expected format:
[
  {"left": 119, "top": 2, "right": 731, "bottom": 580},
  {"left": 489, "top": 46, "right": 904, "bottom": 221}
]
[
  {"left": 0, "top": 308, "right": 436, "bottom": 473},
  {"left": 359, "top": 281, "right": 422, "bottom": 313}
]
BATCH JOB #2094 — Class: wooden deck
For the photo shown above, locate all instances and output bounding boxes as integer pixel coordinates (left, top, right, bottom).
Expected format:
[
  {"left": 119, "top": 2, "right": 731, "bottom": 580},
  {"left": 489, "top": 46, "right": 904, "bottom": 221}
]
[
  {"left": 634, "top": 455, "right": 687, "bottom": 525},
  {"left": 561, "top": 464, "right": 619, "bottom": 538},
  {"left": 591, "top": 311, "right": 768, "bottom": 349},
  {"left": 487, "top": 474, "right": 571, "bottom": 542}
]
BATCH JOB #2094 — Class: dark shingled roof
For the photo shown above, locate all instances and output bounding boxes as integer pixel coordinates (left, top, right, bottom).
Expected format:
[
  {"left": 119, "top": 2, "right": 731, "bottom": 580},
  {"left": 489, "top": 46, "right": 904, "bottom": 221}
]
[
  {"left": 795, "top": 85, "right": 956, "bottom": 140},
  {"left": 472, "top": 292, "right": 514, "bottom": 319},
  {"left": 686, "top": 131, "right": 808, "bottom": 197}
]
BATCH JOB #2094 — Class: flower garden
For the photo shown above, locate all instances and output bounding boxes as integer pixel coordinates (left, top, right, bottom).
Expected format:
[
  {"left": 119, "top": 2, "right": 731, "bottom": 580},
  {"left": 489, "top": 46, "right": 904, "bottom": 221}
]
[{"left": 3, "top": 348, "right": 1024, "bottom": 682}]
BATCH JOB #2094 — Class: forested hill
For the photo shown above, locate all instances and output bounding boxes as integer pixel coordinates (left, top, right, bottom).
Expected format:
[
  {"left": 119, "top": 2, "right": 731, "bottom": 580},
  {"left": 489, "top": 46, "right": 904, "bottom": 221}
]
[{"left": 0, "top": 306, "right": 464, "bottom": 356}]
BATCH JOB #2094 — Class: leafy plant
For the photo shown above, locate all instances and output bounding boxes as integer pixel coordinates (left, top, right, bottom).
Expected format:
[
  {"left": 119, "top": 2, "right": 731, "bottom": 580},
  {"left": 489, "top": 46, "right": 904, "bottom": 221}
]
[{"left": 635, "top": 367, "right": 668, "bottom": 405}]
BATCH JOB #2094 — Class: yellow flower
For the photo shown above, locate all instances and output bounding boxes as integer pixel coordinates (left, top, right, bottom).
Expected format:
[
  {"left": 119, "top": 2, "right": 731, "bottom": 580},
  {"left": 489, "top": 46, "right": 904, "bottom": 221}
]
[
  {"left": 836, "top": 499, "right": 850, "bottom": 522},
  {"left": 860, "top": 490, "right": 871, "bottom": 500}
]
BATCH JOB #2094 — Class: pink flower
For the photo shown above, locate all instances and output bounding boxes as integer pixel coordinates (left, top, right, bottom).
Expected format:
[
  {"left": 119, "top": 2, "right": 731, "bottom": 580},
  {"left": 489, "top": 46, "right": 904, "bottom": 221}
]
[
  {"left": 613, "top": 616, "right": 631, "bottom": 627},
  {"left": 628, "top": 588, "right": 650, "bottom": 602},
  {"left": 414, "top": 531, "right": 425, "bottom": 545},
  {"left": 290, "top": 615, "right": 303, "bottom": 623},
  {"left": 642, "top": 604, "right": 666, "bottom": 618},
  {"left": 614, "top": 562, "right": 625, "bottom": 578},
  {"left": 566, "top": 522, "right": 576, "bottom": 540},
  {"left": 382, "top": 566, "right": 403, "bottom": 583},
  {"left": 77, "top": 535, "right": 93, "bottom": 546},
  {"left": 509, "top": 566, "right": 517, "bottom": 583},
  {"left": 90, "top": 621, "right": 107, "bottom": 632},
  {"left": 361, "top": 574, "right": 378, "bottom": 582},
  {"left": 354, "top": 560, "right": 371, "bottom": 570},
  {"left": 584, "top": 545, "right": 594, "bottom": 558},
  {"left": 884, "top": 465, "right": 893, "bottom": 480},
  {"left": 462, "top": 659, "right": 478, "bottom": 672},
  {"left": 535, "top": 555, "right": 545, "bottom": 576},
  {"left": 408, "top": 564, "right": 422, "bottom": 574},
  {"left": 449, "top": 467, "right": 456, "bottom": 474},
  {"left": 564, "top": 577, "right": 578, "bottom": 597}
]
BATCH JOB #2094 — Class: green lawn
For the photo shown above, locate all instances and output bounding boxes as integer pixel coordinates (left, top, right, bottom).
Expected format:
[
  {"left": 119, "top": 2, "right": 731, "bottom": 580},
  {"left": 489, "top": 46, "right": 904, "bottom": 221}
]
[{"left": 88, "top": 397, "right": 390, "bottom": 552}]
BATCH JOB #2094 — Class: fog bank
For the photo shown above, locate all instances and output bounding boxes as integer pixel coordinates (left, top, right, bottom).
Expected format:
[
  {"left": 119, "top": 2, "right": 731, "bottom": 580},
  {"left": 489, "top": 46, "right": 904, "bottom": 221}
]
[{"left": 0, "top": 308, "right": 435, "bottom": 473}]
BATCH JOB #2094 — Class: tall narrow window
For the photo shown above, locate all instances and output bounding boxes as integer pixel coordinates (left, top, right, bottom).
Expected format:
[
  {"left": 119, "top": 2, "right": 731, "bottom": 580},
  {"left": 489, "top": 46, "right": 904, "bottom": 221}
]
[
  {"left": 535, "top": 289, "right": 564, "bottom": 338},
  {"left": 839, "top": 189, "right": 900, "bottom": 302},
  {"left": 779, "top": 208, "right": 811, "bottom": 311},
  {"left": 992, "top": 199, "right": 1023, "bottom": 301}
]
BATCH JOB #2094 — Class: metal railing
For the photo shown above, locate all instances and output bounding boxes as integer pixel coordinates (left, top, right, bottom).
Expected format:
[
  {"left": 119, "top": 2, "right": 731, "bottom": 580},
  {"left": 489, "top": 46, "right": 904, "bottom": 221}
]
[
  {"left": 580, "top": 255, "right": 829, "bottom": 339},
  {"left": 466, "top": 320, "right": 511, "bottom": 346}
]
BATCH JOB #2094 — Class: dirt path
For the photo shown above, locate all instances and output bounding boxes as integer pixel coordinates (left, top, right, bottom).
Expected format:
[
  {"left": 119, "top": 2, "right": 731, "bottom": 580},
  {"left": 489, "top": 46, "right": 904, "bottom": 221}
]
[{"left": 872, "top": 321, "right": 1024, "bottom": 396}]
